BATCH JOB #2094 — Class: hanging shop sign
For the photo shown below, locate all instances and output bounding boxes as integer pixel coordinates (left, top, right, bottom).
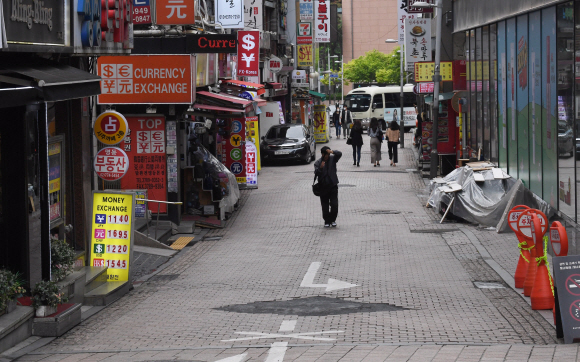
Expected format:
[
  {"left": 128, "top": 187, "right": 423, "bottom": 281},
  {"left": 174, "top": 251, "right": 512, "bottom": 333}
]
[
  {"left": 314, "top": 0, "right": 329, "bottom": 42},
  {"left": 222, "top": 118, "right": 247, "bottom": 184},
  {"left": 299, "top": 0, "right": 313, "bottom": 20},
  {"left": 94, "top": 147, "right": 130, "bottom": 181},
  {"left": 397, "top": 0, "right": 417, "bottom": 44},
  {"left": 297, "top": 36, "right": 312, "bottom": 44},
  {"left": 237, "top": 30, "right": 260, "bottom": 77},
  {"left": 267, "top": 56, "right": 283, "bottom": 73},
  {"left": 133, "top": 0, "right": 152, "bottom": 24},
  {"left": 405, "top": 0, "right": 434, "bottom": 14},
  {"left": 3, "top": 0, "right": 65, "bottom": 45},
  {"left": 313, "top": 105, "right": 327, "bottom": 143},
  {"left": 415, "top": 61, "right": 453, "bottom": 82},
  {"left": 156, "top": 0, "right": 195, "bottom": 25},
  {"left": 414, "top": 82, "right": 434, "bottom": 94},
  {"left": 90, "top": 191, "right": 135, "bottom": 282},
  {"left": 297, "top": 43, "right": 313, "bottom": 67},
  {"left": 98, "top": 55, "right": 194, "bottom": 104},
  {"left": 245, "top": 140, "right": 258, "bottom": 187},
  {"left": 297, "top": 22, "right": 311, "bottom": 36},
  {"left": 166, "top": 121, "right": 178, "bottom": 193},
  {"left": 404, "top": 18, "right": 432, "bottom": 71},
  {"left": 186, "top": 33, "right": 237, "bottom": 53},
  {"left": 94, "top": 111, "right": 129, "bottom": 145},
  {"left": 215, "top": 0, "right": 244, "bottom": 29},
  {"left": 292, "top": 70, "right": 307, "bottom": 80},
  {"left": 245, "top": 116, "right": 260, "bottom": 170},
  {"left": 244, "top": 0, "right": 262, "bottom": 31}
]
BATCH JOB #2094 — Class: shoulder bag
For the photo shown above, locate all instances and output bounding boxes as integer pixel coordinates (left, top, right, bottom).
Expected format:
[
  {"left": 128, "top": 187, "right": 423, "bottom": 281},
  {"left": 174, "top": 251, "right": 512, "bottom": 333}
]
[{"left": 312, "top": 174, "right": 323, "bottom": 196}]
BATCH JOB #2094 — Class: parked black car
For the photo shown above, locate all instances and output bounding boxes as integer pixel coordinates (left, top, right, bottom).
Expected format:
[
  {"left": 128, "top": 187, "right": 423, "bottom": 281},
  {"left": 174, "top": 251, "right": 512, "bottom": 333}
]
[{"left": 261, "top": 124, "right": 316, "bottom": 164}]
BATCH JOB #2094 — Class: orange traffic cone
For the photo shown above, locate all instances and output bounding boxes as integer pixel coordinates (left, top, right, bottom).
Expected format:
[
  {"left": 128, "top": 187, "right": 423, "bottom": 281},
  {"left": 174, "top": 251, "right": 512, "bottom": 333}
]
[
  {"left": 523, "top": 243, "right": 537, "bottom": 296},
  {"left": 531, "top": 263, "right": 554, "bottom": 310},
  {"left": 515, "top": 241, "right": 531, "bottom": 288}
]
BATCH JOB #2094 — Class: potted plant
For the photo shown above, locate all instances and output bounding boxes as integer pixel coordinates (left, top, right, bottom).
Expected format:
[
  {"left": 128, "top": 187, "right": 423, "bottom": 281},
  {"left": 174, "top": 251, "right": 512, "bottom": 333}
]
[
  {"left": 32, "top": 280, "right": 67, "bottom": 317},
  {"left": 51, "top": 239, "right": 76, "bottom": 282},
  {"left": 0, "top": 269, "right": 25, "bottom": 315}
]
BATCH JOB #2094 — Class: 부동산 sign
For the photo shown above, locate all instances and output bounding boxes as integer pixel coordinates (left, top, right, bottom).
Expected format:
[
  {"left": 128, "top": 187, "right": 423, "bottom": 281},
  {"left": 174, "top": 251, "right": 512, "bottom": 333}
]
[{"left": 90, "top": 191, "right": 135, "bottom": 282}]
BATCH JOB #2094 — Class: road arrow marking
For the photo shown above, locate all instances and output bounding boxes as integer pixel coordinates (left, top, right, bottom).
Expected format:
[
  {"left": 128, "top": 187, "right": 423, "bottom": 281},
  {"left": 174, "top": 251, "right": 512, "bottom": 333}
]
[
  {"left": 215, "top": 354, "right": 247, "bottom": 362},
  {"left": 300, "top": 262, "right": 357, "bottom": 292}
]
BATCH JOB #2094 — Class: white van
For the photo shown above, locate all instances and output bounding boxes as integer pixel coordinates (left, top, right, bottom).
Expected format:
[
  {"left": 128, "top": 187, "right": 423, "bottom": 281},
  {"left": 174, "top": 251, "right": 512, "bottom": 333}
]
[{"left": 344, "top": 85, "right": 417, "bottom": 131}]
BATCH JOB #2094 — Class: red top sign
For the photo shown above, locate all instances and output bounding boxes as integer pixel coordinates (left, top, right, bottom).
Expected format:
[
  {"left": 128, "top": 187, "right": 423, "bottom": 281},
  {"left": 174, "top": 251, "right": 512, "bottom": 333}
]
[
  {"left": 94, "top": 147, "right": 130, "bottom": 181},
  {"left": 297, "top": 36, "right": 313, "bottom": 44},
  {"left": 155, "top": 0, "right": 195, "bottom": 25},
  {"left": 237, "top": 31, "right": 260, "bottom": 77}
]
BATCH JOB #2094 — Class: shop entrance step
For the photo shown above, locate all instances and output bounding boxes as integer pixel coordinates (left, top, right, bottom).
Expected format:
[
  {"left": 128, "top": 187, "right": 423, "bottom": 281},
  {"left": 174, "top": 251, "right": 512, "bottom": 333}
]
[
  {"left": 83, "top": 281, "right": 131, "bottom": 307},
  {"left": 84, "top": 266, "right": 109, "bottom": 294}
]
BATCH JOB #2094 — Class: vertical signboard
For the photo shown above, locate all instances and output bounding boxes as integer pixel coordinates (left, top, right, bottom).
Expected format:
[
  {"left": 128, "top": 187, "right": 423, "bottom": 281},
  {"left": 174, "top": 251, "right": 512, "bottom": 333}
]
[
  {"left": 313, "top": 105, "right": 327, "bottom": 143},
  {"left": 404, "top": 18, "right": 431, "bottom": 71},
  {"left": 90, "top": 191, "right": 135, "bottom": 282},
  {"left": 156, "top": 0, "right": 195, "bottom": 25},
  {"left": 314, "top": 0, "right": 330, "bottom": 42},
  {"left": 120, "top": 116, "right": 167, "bottom": 213},
  {"left": 166, "top": 121, "right": 178, "bottom": 193},
  {"left": 300, "top": 0, "right": 313, "bottom": 20},
  {"left": 245, "top": 116, "right": 261, "bottom": 170},
  {"left": 237, "top": 30, "right": 260, "bottom": 77},
  {"left": 244, "top": 0, "right": 263, "bottom": 31},
  {"left": 297, "top": 44, "right": 314, "bottom": 67},
  {"left": 215, "top": 0, "right": 244, "bottom": 28},
  {"left": 224, "top": 119, "right": 247, "bottom": 184},
  {"left": 245, "top": 141, "right": 258, "bottom": 187},
  {"left": 517, "top": 15, "right": 529, "bottom": 187},
  {"left": 397, "top": 0, "right": 417, "bottom": 44}
]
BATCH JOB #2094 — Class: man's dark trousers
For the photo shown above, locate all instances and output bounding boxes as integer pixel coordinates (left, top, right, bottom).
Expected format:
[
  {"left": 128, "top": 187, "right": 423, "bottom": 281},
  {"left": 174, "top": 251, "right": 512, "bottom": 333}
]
[{"left": 319, "top": 186, "right": 338, "bottom": 223}]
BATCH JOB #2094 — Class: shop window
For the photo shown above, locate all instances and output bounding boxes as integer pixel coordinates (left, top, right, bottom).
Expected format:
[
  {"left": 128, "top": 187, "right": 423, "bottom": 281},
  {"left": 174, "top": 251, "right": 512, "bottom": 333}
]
[
  {"left": 476, "top": 27, "right": 483, "bottom": 155},
  {"left": 482, "top": 26, "right": 490, "bottom": 161},
  {"left": 489, "top": 24, "right": 498, "bottom": 164},
  {"left": 470, "top": 29, "right": 477, "bottom": 151}
]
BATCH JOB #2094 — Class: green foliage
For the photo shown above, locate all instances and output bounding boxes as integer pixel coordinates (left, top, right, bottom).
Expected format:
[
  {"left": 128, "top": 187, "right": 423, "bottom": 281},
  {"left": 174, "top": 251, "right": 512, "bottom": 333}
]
[
  {"left": 51, "top": 239, "right": 76, "bottom": 282},
  {"left": 32, "top": 280, "right": 67, "bottom": 309},
  {"left": 0, "top": 270, "right": 26, "bottom": 311},
  {"left": 343, "top": 48, "right": 403, "bottom": 85}
]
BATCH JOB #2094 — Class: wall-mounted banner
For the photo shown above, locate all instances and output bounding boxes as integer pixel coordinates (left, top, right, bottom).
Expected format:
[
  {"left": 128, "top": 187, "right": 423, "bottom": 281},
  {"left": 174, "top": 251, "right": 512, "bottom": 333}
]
[
  {"left": 186, "top": 33, "right": 237, "bottom": 53},
  {"left": 299, "top": 0, "right": 313, "bottom": 20},
  {"left": 237, "top": 30, "right": 260, "bottom": 76},
  {"left": 90, "top": 191, "right": 135, "bottom": 282},
  {"left": 397, "top": 0, "right": 417, "bottom": 44},
  {"left": 215, "top": 0, "right": 244, "bottom": 28},
  {"left": 297, "top": 43, "right": 313, "bottom": 67},
  {"left": 314, "top": 0, "right": 330, "bottom": 42},
  {"left": 414, "top": 61, "right": 453, "bottom": 82},
  {"left": 133, "top": 0, "right": 152, "bottom": 24},
  {"left": 404, "top": 18, "right": 432, "bottom": 71},
  {"left": 98, "top": 55, "right": 194, "bottom": 104},
  {"left": 297, "top": 36, "right": 313, "bottom": 44},
  {"left": 156, "top": 0, "right": 195, "bottom": 25},
  {"left": 297, "top": 22, "right": 312, "bottom": 36},
  {"left": 244, "top": 0, "right": 263, "bottom": 31}
]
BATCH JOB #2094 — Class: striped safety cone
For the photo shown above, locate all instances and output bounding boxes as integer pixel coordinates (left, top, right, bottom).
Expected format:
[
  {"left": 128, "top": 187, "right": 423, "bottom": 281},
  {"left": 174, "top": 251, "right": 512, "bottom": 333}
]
[{"left": 531, "top": 238, "right": 554, "bottom": 310}]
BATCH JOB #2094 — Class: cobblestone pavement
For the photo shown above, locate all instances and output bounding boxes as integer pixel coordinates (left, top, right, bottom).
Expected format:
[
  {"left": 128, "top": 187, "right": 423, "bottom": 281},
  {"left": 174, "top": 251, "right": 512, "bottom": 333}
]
[{"left": 15, "top": 133, "right": 580, "bottom": 361}]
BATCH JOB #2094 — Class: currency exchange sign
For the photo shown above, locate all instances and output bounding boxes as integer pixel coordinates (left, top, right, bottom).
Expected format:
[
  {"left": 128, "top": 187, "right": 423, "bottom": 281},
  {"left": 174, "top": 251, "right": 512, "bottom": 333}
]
[
  {"left": 297, "top": 44, "right": 313, "bottom": 67},
  {"left": 237, "top": 30, "right": 260, "bottom": 77},
  {"left": 155, "top": 0, "right": 195, "bottom": 25}
]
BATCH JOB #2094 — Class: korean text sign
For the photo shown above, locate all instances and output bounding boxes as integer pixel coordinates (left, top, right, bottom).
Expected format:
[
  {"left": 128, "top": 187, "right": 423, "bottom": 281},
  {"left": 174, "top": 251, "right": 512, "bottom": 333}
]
[
  {"left": 397, "top": 0, "right": 417, "bottom": 44},
  {"left": 244, "top": 0, "right": 263, "bottom": 31},
  {"left": 314, "top": 0, "right": 330, "bottom": 42},
  {"left": 90, "top": 191, "right": 135, "bottom": 282},
  {"left": 237, "top": 30, "right": 260, "bottom": 77},
  {"left": 94, "top": 147, "right": 130, "bottom": 181},
  {"left": 156, "top": 0, "right": 195, "bottom": 25},
  {"left": 215, "top": 0, "right": 244, "bottom": 28},
  {"left": 404, "top": 18, "right": 432, "bottom": 71},
  {"left": 98, "top": 55, "right": 194, "bottom": 104},
  {"left": 299, "top": 0, "right": 313, "bottom": 20},
  {"left": 414, "top": 62, "right": 453, "bottom": 82},
  {"left": 120, "top": 116, "right": 167, "bottom": 213}
]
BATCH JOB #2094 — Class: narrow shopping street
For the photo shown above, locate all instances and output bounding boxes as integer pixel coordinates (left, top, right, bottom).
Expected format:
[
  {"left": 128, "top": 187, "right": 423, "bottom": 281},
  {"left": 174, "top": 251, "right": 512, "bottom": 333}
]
[{"left": 9, "top": 135, "right": 576, "bottom": 361}]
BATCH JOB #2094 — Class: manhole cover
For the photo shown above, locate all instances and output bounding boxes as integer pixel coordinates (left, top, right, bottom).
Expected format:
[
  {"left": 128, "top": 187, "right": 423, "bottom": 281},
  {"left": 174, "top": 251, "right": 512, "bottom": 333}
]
[
  {"left": 215, "top": 296, "right": 407, "bottom": 316},
  {"left": 338, "top": 184, "right": 356, "bottom": 187},
  {"left": 365, "top": 210, "right": 401, "bottom": 215},
  {"left": 474, "top": 281, "right": 505, "bottom": 289}
]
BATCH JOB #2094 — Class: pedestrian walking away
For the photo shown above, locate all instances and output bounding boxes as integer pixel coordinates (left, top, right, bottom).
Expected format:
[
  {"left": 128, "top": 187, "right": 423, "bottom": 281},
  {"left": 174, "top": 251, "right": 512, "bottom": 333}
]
[
  {"left": 387, "top": 116, "right": 400, "bottom": 167},
  {"left": 349, "top": 119, "right": 364, "bottom": 166},
  {"left": 314, "top": 146, "right": 342, "bottom": 227},
  {"left": 341, "top": 105, "right": 352, "bottom": 138},
  {"left": 333, "top": 106, "right": 342, "bottom": 139},
  {"left": 368, "top": 117, "right": 383, "bottom": 167}
]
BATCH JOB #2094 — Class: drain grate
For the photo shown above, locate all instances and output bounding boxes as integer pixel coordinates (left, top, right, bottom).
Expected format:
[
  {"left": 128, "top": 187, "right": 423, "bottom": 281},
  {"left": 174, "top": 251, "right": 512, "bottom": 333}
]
[
  {"left": 474, "top": 281, "right": 505, "bottom": 289},
  {"left": 365, "top": 210, "right": 401, "bottom": 215},
  {"left": 338, "top": 184, "right": 356, "bottom": 187},
  {"left": 215, "top": 296, "right": 407, "bottom": 316}
]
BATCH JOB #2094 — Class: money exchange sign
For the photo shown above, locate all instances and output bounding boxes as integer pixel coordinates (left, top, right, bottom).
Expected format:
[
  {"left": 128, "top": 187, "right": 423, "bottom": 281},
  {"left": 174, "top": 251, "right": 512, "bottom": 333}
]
[
  {"left": 313, "top": 105, "right": 327, "bottom": 142},
  {"left": 223, "top": 119, "right": 247, "bottom": 184},
  {"left": 156, "top": 0, "right": 195, "bottom": 25},
  {"left": 237, "top": 30, "right": 260, "bottom": 77},
  {"left": 90, "top": 191, "right": 135, "bottom": 282},
  {"left": 297, "top": 44, "right": 313, "bottom": 67}
]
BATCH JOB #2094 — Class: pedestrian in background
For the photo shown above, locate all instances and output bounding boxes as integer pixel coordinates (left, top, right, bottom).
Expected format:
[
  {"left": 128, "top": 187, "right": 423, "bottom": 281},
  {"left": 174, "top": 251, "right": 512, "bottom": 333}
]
[
  {"left": 387, "top": 117, "right": 400, "bottom": 167},
  {"left": 333, "top": 106, "right": 342, "bottom": 139},
  {"left": 368, "top": 118, "right": 383, "bottom": 167},
  {"left": 314, "top": 146, "right": 342, "bottom": 228},
  {"left": 341, "top": 105, "right": 352, "bottom": 138},
  {"left": 349, "top": 120, "right": 364, "bottom": 167}
]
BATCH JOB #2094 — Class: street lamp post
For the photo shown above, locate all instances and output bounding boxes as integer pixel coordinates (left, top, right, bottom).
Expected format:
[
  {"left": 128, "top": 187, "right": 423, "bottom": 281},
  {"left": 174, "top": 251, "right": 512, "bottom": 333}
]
[
  {"left": 334, "top": 56, "right": 344, "bottom": 103},
  {"left": 386, "top": 39, "right": 404, "bottom": 148},
  {"left": 413, "top": 0, "right": 442, "bottom": 178}
]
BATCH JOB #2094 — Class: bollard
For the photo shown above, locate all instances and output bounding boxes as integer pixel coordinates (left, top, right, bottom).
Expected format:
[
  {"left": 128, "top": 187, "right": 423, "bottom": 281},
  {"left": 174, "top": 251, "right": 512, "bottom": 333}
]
[{"left": 530, "top": 214, "right": 554, "bottom": 310}]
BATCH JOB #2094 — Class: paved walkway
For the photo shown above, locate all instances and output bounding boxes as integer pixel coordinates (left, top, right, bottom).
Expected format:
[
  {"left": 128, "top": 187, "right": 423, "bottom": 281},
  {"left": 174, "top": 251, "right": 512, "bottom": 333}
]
[{"left": 11, "top": 133, "right": 580, "bottom": 361}]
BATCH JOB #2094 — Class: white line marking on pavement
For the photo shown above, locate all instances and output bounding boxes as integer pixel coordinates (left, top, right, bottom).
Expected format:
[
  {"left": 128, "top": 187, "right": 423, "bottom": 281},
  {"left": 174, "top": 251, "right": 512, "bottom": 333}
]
[
  {"left": 278, "top": 320, "right": 297, "bottom": 332},
  {"left": 214, "top": 353, "right": 247, "bottom": 362},
  {"left": 300, "top": 262, "right": 357, "bottom": 291},
  {"left": 264, "top": 342, "right": 288, "bottom": 362},
  {"left": 221, "top": 330, "right": 344, "bottom": 342}
]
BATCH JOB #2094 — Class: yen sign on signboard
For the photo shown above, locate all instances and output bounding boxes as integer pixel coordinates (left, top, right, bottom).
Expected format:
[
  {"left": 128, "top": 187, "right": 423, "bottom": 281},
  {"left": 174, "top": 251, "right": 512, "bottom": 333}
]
[
  {"left": 230, "top": 149, "right": 242, "bottom": 161},
  {"left": 230, "top": 134, "right": 242, "bottom": 147}
]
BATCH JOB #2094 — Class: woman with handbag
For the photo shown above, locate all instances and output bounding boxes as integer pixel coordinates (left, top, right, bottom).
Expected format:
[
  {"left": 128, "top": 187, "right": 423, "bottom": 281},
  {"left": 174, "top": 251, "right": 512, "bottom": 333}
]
[
  {"left": 387, "top": 117, "right": 400, "bottom": 167},
  {"left": 368, "top": 118, "right": 383, "bottom": 167},
  {"left": 348, "top": 120, "right": 364, "bottom": 166}
]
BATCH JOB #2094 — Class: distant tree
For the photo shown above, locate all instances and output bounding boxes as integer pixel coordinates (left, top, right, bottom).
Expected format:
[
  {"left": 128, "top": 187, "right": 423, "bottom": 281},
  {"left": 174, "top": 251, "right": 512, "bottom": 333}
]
[{"left": 343, "top": 48, "right": 402, "bottom": 85}]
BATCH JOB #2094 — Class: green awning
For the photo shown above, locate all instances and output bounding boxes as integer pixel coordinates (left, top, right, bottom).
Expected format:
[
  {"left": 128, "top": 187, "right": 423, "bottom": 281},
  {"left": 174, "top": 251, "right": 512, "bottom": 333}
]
[
  {"left": 424, "top": 92, "right": 455, "bottom": 104},
  {"left": 309, "top": 90, "right": 326, "bottom": 101}
]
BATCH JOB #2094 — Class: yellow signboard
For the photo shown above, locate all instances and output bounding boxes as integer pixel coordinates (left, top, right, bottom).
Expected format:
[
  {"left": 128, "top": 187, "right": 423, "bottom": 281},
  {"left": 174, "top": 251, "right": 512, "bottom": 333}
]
[
  {"left": 94, "top": 111, "right": 129, "bottom": 145},
  {"left": 414, "top": 62, "right": 453, "bottom": 82},
  {"left": 297, "top": 44, "right": 313, "bottom": 67},
  {"left": 90, "top": 191, "right": 135, "bottom": 282},
  {"left": 245, "top": 117, "right": 261, "bottom": 171},
  {"left": 313, "top": 105, "right": 327, "bottom": 143}
]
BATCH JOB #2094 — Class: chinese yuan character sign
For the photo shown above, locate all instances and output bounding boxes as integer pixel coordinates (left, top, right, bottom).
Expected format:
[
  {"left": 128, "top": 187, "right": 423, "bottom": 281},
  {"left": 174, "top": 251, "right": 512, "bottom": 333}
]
[
  {"left": 245, "top": 140, "right": 258, "bottom": 187},
  {"left": 237, "top": 30, "right": 260, "bottom": 77},
  {"left": 156, "top": 0, "right": 195, "bottom": 25},
  {"left": 120, "top": 117, "right": 168, "bottom": 213},
  {"left": 91, "top": 191, "right": 135, "bottom": 283},
  {"left": 404, "top": 18, "right": 432, "bottom": 71},
  {"left": 98, "top": 55, "right": 194, "bottom": 104},
  {"left": 94, "top": 147, "right": 130, "bottom": 181},
  {"left": 215, "top": 0, "right": 244, "bottom": 28},
  {"left": 94, "top": 111, "right": 129, "bottom": 145},
  {"left": 314, "top": 0, "right": 330, "bottom": 42},
  {"left": 133, "top": 0, "right": 152, "bottom": 24}
]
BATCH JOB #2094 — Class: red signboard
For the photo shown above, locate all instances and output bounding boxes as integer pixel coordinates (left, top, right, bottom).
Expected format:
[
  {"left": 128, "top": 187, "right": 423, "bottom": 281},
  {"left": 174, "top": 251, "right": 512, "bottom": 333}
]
[
  {"left": 297, "top": 36, "right": 313, "bottom": 44},
  {"left": 132, "top": 0, "right": 152, "bottom": 24},
  {"left": 222, "top": 119, "right": 246, "bottom": 184},
  {"left": 94, "top": 147, "right": 130, "bottom": 181},
  {"left": 415, "top": 82, "right": 434, "bottom": 94},
  {"left": 155, "top": 0, "right": 195, "bottom": 25},
  {"left": 120, "top": 116, "right": 167, "bottom": 213},
  {"left": 237, "top": 31, "right": 260, "bottom": 77}
]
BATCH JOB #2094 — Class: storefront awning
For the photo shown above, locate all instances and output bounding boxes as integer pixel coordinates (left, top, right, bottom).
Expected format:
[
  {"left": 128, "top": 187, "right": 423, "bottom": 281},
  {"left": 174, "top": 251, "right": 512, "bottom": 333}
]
[
  {"left": 221, "top": 79, "right": 266, "bottom": 95},
  {"left": 196, "top": 91, "right": 255, "bottom": 114},
  {"left": 424, "top": 92, "right": 455, "bottom": 104},
  {"left": 191, "top": 103, "right": 245, "bottom": 114},
  {"left": 265, "top": 82, "right": 283, "bottom": 89},
  {"left": 256, "top": 98, "right": 267, "bottom": 107},
  {"left": 0, "top": 61, "right": 101, "bottom": 102},
  {"left": 309, "top": 90, "right": 327, "bottom": 101}
]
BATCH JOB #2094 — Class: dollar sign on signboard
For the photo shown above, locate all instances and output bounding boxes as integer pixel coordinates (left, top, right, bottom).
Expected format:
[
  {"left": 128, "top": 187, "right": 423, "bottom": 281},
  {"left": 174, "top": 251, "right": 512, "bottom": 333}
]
[
  {"left": 242, "top": 34, "right": 255, "bottom": 51},
  {"left": 299, "top": 46, "right": 311, "bottom": 60},
  {"left": 103, "top": 65, "right": 115, "bottom": 77},
  {"left": 138, "top": 133, "right": 148, "bottom": 141}
]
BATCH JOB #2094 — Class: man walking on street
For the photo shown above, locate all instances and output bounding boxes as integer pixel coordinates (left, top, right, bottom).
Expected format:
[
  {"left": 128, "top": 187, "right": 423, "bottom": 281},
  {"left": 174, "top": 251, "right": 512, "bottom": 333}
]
[
  {"left": 314, "top": 146, "right": 342, "bottom": 227},
  {"left": 342, "top": 105, "right": 352, "bottom": 138}
]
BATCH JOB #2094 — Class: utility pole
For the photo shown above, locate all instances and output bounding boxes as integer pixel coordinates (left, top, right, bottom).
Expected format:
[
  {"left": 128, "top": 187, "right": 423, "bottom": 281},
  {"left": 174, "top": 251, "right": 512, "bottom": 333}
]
[
  {"left": 429, "top": 0, "right": 442, "bottom": 178},
  {"left": 399, "top": 45, "right": 405, "bottom": 148}
]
